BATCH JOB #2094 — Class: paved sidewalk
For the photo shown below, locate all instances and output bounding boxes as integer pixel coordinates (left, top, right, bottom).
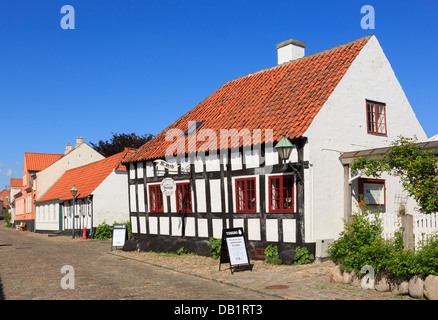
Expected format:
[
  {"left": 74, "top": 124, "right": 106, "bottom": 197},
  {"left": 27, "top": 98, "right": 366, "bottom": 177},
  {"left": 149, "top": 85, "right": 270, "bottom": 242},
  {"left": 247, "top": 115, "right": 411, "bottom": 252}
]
[{"left": 114, "top": 250, "right": 410, "bottom": 300}]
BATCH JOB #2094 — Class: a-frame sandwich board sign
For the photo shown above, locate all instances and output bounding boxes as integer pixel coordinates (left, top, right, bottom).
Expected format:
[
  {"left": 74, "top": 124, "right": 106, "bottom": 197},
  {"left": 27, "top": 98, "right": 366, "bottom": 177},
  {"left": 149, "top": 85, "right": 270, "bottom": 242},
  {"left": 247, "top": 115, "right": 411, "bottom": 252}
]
[{"left": 219, "top": 227, "right": 252, "bottom": 274}]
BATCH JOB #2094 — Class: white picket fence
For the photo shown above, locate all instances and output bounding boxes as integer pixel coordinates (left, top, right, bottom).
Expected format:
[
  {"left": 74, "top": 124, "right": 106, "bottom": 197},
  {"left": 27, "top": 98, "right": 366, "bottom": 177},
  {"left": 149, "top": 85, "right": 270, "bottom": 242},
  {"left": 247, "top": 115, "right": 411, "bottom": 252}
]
[
  {"left": 377, "top": 212, "right": 438, "bottom": 249},
  {"left": 413, "top": 212, "right": 438, "bottom": 248},
  {"left": 379, "top": 212, "right": 401, "bottom": 240}
]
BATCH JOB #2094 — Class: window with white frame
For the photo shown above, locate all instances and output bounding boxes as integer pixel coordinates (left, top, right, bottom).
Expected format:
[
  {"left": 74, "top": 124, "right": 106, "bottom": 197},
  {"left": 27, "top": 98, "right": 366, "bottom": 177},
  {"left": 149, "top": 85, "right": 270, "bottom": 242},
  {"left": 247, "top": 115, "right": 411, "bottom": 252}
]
[{"left": 366, "top": 100, "right": 387, "bottom": 135}]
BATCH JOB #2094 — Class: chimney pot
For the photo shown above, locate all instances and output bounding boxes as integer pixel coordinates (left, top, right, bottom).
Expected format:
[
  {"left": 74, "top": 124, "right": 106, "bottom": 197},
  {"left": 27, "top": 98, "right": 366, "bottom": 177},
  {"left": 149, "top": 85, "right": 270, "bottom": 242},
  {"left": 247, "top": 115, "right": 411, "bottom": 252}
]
[
  {"left": 75, "top": 137, "right": 83, "bottom": 148},
  {"left": 65, "top": 143, "right": 73, "bottom": 155},
  {"left": 277, "top": 39, "right": 306, "bottom": 64}
]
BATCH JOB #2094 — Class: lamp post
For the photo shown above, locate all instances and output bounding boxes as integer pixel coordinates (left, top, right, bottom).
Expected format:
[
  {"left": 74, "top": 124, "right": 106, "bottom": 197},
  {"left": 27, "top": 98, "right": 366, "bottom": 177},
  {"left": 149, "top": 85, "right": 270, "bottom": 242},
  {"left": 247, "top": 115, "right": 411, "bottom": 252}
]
[
  {"left": 70, "top": 185, "right": 78, "bottom": 239},
  {"left": 274, "top": 134, "right": 295, "bottom": 162}
]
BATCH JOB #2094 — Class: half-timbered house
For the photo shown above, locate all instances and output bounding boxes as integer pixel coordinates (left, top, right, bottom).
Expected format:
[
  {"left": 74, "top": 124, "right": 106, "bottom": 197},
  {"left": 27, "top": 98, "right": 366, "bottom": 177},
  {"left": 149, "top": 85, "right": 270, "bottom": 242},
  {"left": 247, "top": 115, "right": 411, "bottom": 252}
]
[{"left": 122, "top": 35, "right": 426, "bottom": 262}]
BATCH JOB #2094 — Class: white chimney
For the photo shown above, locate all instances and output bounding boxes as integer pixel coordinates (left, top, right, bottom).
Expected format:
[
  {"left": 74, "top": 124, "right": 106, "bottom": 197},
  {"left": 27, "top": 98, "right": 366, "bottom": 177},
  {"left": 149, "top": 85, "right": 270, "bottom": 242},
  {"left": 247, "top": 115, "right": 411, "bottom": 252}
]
[
  {"left": 65, "top": 143, "right": 73, "bottom": 154},
  {"left": 276, "top": 39, "right": 306, "bottom": 64},
  {"left": 75, "top": 136, "right": 84, "bottom": 148}
]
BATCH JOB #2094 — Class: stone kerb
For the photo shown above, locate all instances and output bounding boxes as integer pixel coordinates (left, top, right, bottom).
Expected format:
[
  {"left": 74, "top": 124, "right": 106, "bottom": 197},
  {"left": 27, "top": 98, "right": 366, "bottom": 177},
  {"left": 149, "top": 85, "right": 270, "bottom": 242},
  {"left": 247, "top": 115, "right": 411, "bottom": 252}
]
[{"left": 330, "top": 265, "right": 438, "bottom": 300}]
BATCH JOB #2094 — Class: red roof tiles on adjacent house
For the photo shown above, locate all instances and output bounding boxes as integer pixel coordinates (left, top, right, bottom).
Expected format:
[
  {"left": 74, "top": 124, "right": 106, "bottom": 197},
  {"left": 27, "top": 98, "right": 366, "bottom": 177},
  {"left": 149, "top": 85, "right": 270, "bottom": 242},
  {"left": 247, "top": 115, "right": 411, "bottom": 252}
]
[
  {"left": 25, "top": 152, "right": 64, "bottom": 172},
  {"left": 10, "top": 178, "right": 23, "bottom": 188},
  {"left": 123, "top": 36, "right": 372, "bottom": 163},
  {"left": 0, "top": 190, "right": 10, "bottom": 208},
  {"left": 38, "top": 148, "right": 136, "bottom": 202}
]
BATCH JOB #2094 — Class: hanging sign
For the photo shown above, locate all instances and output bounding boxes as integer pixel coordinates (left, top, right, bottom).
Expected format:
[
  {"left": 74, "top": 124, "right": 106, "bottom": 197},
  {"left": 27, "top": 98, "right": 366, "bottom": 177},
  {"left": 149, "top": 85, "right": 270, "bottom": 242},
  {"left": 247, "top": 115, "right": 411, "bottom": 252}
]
[
  {"left": 219, "top": 227, "right": 252, "bottom": 273},
  {"left": 154, "top": 159, "right": 191, "bottom": 173},
  {"left": 161, "top": 177, "right": 176, "bottom": 196},
  {"left": 154, "top": 159, "right": 178, "bottom": 171},
  {"left": 111, "top": 224, "right": 127, "bottom": 250}
]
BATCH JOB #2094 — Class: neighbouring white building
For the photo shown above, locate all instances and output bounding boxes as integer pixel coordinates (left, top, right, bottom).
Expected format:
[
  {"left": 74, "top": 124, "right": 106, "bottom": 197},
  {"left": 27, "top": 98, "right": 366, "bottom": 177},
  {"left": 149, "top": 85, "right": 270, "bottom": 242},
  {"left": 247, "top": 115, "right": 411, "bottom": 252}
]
[
  {"left": 121, "top": 35, "right": 426, "bottom": 262},
  {"left": 36, "top": 137, "right": 105, "bottom": 201},
  {"left": 35, "top": 148, "right": 134, "bottom": 236},
  {"left": 33, "top": 137, "right": 105, "bottom": 232}
]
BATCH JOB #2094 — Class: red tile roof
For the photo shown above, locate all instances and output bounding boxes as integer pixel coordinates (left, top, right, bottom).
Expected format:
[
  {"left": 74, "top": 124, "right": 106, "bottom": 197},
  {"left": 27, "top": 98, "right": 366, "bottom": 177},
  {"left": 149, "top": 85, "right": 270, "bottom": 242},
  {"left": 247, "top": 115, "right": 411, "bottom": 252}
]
[
  {"left": 0, "top": 190, "right": 10, "bottom": 208},
  {"left": 123, "top": 36, "right": 372, "bottom": 163},
  {"left": 10, "top": 178, "right": 23, "bottom": 188},
  {"left": 38, "top": 148, "right": 136, "bottom": 202},
  {"left": 25, "top": 152, "right": 64, "bottom": 172}
]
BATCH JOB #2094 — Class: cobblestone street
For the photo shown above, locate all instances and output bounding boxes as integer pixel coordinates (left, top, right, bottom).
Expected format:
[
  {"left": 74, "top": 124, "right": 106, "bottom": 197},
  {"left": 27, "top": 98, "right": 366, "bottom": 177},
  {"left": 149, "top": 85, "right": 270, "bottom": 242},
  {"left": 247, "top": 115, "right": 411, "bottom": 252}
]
[{"left": 0, "top": 223, "right": 411, "bottom": 301}]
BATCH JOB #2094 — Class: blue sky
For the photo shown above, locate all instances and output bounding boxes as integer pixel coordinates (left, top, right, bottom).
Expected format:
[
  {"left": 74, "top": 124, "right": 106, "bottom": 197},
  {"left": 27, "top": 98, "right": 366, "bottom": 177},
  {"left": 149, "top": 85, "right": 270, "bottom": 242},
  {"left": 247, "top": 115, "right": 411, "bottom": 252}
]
[{"left": 0, "top": 0, "right": 437, "bottom": 189}]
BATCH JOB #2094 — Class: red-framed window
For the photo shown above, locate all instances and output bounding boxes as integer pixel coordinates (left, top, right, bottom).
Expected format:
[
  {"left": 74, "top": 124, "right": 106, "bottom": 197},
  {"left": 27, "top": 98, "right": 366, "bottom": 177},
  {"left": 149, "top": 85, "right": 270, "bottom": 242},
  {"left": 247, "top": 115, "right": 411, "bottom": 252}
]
[
  {"left": 149, "top": 184, "right": 164, "bottom": 213},
  {"left": 235, "top": 178, "right": 256, "bottom": 212},
  {"left": 358, "top": 178, "right": 386, "bottom": 206},
  {"left": 176, "top": 182, "right": 192, "bottom": 213},
  {"left": 366, "top": 100, "right": 387, "bottom": 135},
  {"left": 269, "top": 175, "right": 294, "bottom": 213}
]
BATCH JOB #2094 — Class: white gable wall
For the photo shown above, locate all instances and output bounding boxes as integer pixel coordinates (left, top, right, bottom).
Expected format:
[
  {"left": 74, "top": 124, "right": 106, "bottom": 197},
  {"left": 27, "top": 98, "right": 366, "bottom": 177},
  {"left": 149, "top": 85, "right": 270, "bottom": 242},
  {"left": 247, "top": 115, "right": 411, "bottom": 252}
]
[
  {"left": 92, "top": 170, "right": 129, "bottom": 227},
  {"left": 36, "top": 144, "right": 104, "bottom": 200},
  {"left": 303, "top": 35, "right": 426, "bottom": 242}
]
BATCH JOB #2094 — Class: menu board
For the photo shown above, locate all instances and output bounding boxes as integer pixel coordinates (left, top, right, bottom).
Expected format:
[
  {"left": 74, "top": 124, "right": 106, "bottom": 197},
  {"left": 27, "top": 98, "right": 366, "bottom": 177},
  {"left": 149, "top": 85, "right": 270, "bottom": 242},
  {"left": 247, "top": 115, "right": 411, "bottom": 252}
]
[
  {"left": 219, "top": 227, "right": 251, "bottom": 273},
  {"left": 112, "top": 224, "right": 127, "bottom": 249}
]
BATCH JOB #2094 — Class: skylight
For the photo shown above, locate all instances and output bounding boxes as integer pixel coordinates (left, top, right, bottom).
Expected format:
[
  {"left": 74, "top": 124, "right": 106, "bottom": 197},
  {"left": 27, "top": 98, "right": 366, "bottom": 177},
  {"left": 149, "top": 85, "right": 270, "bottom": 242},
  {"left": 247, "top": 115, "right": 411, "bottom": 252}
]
[{"left": 184, "top": 121, "right": 204, "bottom": 135}]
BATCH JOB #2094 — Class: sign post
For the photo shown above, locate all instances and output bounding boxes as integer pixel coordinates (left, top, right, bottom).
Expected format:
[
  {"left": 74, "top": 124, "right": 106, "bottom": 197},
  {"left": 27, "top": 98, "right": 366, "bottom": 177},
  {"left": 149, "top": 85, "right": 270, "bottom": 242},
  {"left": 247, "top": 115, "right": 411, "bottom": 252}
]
[
  {"left": 219, "top": 227, "right": 252, "bottom": 274},
  {"left": 111, "top": 224, "right": 127, "bottom": 251}
]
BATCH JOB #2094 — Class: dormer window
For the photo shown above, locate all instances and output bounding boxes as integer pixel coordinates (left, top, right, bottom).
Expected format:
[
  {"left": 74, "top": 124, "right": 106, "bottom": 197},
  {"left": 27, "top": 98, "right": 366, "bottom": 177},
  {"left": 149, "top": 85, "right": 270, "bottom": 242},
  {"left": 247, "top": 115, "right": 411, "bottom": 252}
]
[
  {"left": 366, "top": 100, "right": 387, "bottom": 135},
  {"left": 184, "top": 121, "right": 204, "bottom": 136}
]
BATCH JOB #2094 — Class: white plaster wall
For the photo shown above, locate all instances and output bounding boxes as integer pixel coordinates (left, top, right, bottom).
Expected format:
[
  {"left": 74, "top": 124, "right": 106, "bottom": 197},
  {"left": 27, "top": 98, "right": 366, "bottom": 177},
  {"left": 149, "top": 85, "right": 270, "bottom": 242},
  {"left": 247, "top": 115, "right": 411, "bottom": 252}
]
[
  {"left": 92, "top": 170, "right": 129, "bottom": 227},
  {"left": 196, "top": 180, "right": 206, "bottom": 212},
  {"left": 36, "top": 144, "right": 104, "bottom": 200},
  {"left": 35, "top": 200, "right": 60, "bottom": 231},
  {"left": 139, "top": 216, "right": 146, "bottom": 234},
  {"left": 138, "top": 183, "right": 146, "bottom": 213},
  {"left": 130, "top": 184, "right": 137, "bottom": 212},
  {"left": 303, "top": 35, "right": 427, "bottom": 242},
  {"left": 137, "top": 162, "right": 144, "bottom": 179},
  {"left": 266, "top": 219, "right": 279, "bottom": 242},
  {"left": 146, "top": 161, "right": 154, "bottom": 177},
  {"left": 210, "top": 179, "right": 222, "bottom": 212}
]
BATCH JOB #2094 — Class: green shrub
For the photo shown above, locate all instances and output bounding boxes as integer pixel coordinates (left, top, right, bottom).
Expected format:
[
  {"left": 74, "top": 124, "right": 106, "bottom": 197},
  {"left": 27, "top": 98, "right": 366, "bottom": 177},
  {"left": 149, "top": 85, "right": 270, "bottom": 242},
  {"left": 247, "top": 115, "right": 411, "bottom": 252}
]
[
  {"left": 293, "top": 246, "right": 314, "bottom": 265},
  {"left": 327, "top": 200, "right": 383, "bottom": 272},
  {"left": 176, "top": 247, "right": 195, "bottom": 256},
  {"left": 94, "top": 220, "right": 130, "bottom": 240},
  {"left": 208, "top": 238, "right": 222, "bottom": 259},
  {"left": 94, "top": 221, "right": 113, "bottom": 239},
  {"left": 328, "top": 201, "right": 438, "bottom": 279},
  {"left": 264, "top": 245, "right": 282, "bottom": 265},
  {"left": 2, "top": 209, "right": 12, "bottom": 228}
]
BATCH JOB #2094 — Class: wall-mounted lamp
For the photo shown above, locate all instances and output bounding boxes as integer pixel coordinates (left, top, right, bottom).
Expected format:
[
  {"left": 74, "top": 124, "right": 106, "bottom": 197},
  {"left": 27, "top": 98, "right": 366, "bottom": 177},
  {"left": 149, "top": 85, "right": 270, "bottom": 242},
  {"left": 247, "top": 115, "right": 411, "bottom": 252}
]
[{"left": 274, "top": 134, "right": 295, "bottom": 161}]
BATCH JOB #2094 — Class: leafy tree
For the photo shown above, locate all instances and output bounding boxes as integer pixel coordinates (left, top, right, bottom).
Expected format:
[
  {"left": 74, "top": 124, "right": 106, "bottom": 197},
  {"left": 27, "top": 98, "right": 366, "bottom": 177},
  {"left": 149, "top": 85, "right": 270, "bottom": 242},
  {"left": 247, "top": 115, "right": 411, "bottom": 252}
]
[
  {"left": 89, "top": 132, "right": 153, "bottom": 157},
  {"left": 351, "top": 136, "right": 438, "bottom": 214}
]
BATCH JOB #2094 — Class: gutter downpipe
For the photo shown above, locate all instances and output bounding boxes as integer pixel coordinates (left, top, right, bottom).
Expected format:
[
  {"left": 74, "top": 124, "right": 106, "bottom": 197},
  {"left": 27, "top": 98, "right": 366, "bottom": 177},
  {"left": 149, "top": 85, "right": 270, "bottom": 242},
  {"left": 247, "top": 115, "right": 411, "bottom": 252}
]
[{"left": 88, "top": 195, "right": 94, "bottom": 238}]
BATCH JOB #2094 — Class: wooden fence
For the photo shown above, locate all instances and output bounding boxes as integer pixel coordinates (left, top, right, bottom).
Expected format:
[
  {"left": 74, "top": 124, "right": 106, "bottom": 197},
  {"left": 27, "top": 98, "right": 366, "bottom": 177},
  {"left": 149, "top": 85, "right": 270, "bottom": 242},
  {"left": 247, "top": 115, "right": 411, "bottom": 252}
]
[
  {"left": 376, "top": 212, "right": 438, "bottom": 249},
  {"left": 413, "top": 212, "right": 438, "bottom": 249}
]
